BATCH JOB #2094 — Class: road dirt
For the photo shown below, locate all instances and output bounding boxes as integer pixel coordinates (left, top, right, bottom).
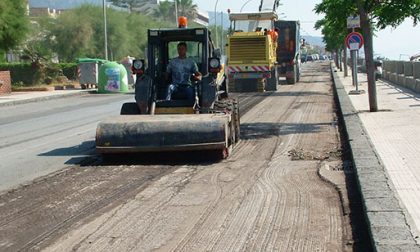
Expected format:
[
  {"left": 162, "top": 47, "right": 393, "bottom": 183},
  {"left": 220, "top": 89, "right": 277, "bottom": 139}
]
[{"left": 0, "top": 62, "right": 362, "bottom": 251}]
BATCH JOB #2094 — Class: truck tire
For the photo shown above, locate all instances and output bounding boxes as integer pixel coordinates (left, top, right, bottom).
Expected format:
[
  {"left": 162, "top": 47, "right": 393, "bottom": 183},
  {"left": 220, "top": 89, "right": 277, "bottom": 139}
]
[
  {"left": 296, "top": 64, "right": 301, "bottom": 82},
  {"left": 120, "top": 102, "right": 141, "bottom": 115},
  {"left": 214, "top": 98, "right": 240, "bottom": 146},
  {"left": 220, "top": 79, "right": 228, "bottom": 99},
  {"left": 233, "top": 100, "right": 240, "bottom": 141},
  {"left": 286, "top": 65, "right": 297, "bottom": 84},
  {"left": 266, "top": 67, "right": 279, "bottom": 91}
]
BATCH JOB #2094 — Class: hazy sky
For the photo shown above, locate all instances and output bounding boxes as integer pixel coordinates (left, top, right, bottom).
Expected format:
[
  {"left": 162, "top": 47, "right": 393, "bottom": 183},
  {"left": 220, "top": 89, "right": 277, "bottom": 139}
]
[{"left": 194, "top": 0, "right": 420, "bottom": 60}]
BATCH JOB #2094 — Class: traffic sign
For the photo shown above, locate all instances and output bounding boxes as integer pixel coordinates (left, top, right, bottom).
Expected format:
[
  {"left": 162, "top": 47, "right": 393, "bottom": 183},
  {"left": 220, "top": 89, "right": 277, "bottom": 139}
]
[
  {"left": 345, "top": 32, "right": 364, "bottom": 50},
  {"left": 347, "top": 16, "right": 360, "bottom": 28}
]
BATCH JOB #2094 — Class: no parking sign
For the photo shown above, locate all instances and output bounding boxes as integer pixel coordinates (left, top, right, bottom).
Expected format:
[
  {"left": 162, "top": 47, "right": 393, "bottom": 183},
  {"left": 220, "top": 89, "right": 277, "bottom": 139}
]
[{"left": 345, "top": 32, "right": 364, "bottom": 50}]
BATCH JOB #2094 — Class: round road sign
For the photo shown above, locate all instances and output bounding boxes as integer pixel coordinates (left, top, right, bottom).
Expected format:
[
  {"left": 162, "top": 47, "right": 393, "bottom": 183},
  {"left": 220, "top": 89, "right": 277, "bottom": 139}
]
[{"left": 345, "top": 32, "right": 364, "bottom": 50}]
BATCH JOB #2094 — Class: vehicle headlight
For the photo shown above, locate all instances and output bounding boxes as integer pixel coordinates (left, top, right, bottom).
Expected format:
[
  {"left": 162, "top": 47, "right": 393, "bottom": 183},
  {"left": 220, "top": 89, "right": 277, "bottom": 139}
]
[
  {"left": 133, "top": 60, "right": 144, "bottom": 70},
  {"left": 209, "top": 58, "right": 220, "bottom": 68}
]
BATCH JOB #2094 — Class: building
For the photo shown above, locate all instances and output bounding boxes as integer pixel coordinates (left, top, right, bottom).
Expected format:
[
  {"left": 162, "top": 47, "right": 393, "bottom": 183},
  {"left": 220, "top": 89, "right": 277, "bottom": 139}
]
[
  {"left": 29, "top": 7, "right": 62, "bottom": 18},
  {"left": 195, "top": 9, "right": 209, "bottom": 26}
]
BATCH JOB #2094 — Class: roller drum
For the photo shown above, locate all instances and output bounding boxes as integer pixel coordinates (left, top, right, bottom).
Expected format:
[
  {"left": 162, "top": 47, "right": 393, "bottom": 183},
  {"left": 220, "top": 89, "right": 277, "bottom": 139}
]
[{"left": 96, "top": 114, "right": 230, "bottom": 153}]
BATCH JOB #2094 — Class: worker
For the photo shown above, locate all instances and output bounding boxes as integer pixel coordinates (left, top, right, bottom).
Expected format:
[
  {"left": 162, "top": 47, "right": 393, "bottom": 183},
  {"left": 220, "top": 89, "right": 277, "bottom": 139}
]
[{"left": 166, "top": 42, "right": 202, "bottom": 102}]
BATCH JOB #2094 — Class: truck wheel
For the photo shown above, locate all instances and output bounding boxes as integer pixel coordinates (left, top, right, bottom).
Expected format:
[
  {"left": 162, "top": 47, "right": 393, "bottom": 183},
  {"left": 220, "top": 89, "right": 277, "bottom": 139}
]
[
  {"left": 286, "top": 65, "right": 297, "bottom": 84},
  {"left": 220, "top": 79, "right": 228, "bottom": 99},
  {"left": 296, "top": 64, "right": 301, "bottom": 82},
  {"left": 120, "top": 102, "right": 141, "bottom": 115},
  {"left": 266, "top": 68, "right": 279, "bottom": 91},
  {"left": 233, "top": 100, "right": 240, "bottom": 141},
  {"left": 214, "top": 98, "right": 239, "bottom": 146}
]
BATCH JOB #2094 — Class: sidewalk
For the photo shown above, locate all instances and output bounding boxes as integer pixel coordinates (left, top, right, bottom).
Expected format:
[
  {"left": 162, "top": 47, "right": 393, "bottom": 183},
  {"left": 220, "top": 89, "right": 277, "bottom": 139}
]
[
  {"left": 0, "top": 89, "right": 94, "bottom": 107},
  {"left": 333, "top": 68, "right": 420, "bottom": 251}
]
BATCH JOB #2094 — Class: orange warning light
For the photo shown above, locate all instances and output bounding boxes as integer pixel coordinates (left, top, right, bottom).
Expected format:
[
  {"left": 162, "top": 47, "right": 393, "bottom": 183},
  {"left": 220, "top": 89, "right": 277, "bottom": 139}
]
[{"left": 178, "top": 16, "right": 188, "bottom": 28}]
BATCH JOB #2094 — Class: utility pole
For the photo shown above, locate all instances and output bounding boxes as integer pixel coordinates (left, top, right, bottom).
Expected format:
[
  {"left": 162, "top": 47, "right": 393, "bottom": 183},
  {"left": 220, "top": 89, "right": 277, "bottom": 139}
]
[
  {"left": 220, "top": 11, "right": 223, "bottom": 54},
  {"left": 214, "top": 0, "right": 219, "bottom": 48},
  {"left": 174, "top": 0, "right": 178, "bottom": 26},
  {"left": 103, "top": 0, "right": 108, "bottom": 60}
]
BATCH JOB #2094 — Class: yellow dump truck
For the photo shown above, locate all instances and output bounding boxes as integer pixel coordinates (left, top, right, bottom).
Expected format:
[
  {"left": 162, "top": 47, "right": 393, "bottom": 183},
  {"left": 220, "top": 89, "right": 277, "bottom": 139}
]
[{"left": 226, "top": 11, "right": 279, "bottom": 92}]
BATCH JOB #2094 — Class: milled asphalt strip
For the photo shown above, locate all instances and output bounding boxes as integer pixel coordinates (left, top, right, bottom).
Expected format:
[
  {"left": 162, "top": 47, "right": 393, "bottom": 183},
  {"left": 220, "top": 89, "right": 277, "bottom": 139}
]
[
  {"left": 331, "top": 65, "right": 420, "bottom": 251},
  {"left": 0, "top": 90, "right": 95, "bottom": 107}
]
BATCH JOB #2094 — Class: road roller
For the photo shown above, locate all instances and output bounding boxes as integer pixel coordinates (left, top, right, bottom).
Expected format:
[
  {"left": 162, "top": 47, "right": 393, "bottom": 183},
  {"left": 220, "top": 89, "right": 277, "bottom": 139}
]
[{"left": 95, "top": 19, "right": 240, "bottom": 158}]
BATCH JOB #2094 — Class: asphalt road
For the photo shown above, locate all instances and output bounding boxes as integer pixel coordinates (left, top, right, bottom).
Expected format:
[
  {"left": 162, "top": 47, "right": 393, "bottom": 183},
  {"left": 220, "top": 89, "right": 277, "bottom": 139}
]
[
  {"left": 0, "top": 93, "right": 133, "bottom": 191},
  {"left": 0, "top": 62, "right": 371, "bottom": 251}
]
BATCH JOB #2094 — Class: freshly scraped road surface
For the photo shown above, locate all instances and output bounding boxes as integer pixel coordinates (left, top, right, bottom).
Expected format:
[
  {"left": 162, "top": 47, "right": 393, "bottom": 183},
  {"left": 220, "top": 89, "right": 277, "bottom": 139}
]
[{"left": 0, "top": 62, "right": 348, "bottom": 251}]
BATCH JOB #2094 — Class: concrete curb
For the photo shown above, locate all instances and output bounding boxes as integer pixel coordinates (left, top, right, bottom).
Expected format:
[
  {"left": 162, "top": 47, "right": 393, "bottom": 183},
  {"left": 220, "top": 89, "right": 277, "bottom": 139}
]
[
  {"left": 331, "top": 66, "right": 420, "bottom": 251},
  {"left": 0, "top": 90, "right": 94, "bottom": 107}
]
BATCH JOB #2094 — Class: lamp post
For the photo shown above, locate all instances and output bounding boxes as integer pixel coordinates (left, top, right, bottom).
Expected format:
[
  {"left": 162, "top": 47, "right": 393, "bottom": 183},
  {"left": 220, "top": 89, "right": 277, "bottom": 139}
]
[
  {"left": 174, "top": 0, "right": 178, "bottom": 26},
  {"left": 220, "top": 11, "right": 223, "bottom": 54},
  {"left": 103, "top": 0, "right": 108, "bottom": 60},
  {"left": 214, "top": 0, "right": 219, "bottom": 48},
  {"left": 240, "top": 0, "right": 255, "bottom": 12}
]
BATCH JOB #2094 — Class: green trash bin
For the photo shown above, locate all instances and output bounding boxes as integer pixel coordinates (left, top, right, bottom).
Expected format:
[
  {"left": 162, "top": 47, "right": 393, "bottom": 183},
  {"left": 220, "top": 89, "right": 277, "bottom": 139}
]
[{"left": 98, "top": 62, "right": 129, "bottom": 93}]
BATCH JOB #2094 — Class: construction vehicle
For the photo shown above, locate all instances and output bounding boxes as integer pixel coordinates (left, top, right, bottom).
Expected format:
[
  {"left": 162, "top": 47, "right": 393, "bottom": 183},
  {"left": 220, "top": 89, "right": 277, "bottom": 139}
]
[
  {"left": 226, "top": 11, "right": 279, "bottom": 92},
  {"left": 275, "top": 20, "right": 301, "bottom": 84},
  {"left": 95, "top": 18, "right": 240, "bottom": 158}
]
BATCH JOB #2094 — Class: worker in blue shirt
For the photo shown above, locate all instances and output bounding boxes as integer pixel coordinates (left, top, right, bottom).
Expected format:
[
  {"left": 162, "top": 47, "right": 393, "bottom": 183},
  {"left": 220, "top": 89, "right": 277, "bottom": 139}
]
[{"left": 166, "top": 42, "right": 202, "bottom": 101}]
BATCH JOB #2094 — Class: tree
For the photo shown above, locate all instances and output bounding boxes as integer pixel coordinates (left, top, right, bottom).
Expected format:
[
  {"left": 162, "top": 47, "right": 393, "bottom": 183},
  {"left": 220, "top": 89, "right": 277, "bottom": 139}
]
[
  {"left": 314, "top": 0, "right": 354, "bottom": 75},
  {"left": 47, "top": 4, "right": 169, "bottom": 62},
  {"left": 153, "top": 0, "right": 198, "bottom": 23},
  {"left": 153, "top": 0, "right": 176, "bottom": 23},
  {"left": 315, "top": 0, "right": 420, "bottom": 112},
  {"left": 177, "top": 0, "right": 198, "bottom": 20},
  {"left": 354, "top": 0, "right": 419, "bottom": 112},
  {"left": 0, "top": 0, "right": 29, "bottom": 53}
]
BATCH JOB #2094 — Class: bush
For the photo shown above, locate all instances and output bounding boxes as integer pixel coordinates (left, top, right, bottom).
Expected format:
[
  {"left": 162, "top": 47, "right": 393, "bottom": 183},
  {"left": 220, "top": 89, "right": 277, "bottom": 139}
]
[
  {"left": 0, "top": 62, "right": 78, "bottom": 85},
  {"left": 59, "top": 63, "right": 78, "bottom": 80},
  {"left": 0, "top": 63, "right": 37, "bottom": 85}
]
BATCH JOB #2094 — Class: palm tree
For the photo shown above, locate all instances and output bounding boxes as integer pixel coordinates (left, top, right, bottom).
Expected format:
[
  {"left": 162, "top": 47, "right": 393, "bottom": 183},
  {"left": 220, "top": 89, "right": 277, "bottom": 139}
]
[
  {"left": 177, "top": 0, "right": 198, "bottom": 20},
  {"left": 153, "top": 0, "right": 175, "bottom": 22}
]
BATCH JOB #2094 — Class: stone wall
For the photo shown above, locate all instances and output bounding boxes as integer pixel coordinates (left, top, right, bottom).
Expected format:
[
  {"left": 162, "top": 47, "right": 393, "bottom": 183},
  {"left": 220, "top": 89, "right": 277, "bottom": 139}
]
[
  {"left": 0, "top": 71, "right": 12, "bottom": 95},
  {"left": 382, "top": 61, "right": 420, "bottom": 93}
]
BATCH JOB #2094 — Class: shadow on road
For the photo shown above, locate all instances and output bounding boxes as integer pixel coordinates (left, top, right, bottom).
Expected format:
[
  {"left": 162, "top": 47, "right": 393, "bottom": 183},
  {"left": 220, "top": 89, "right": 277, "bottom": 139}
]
[
  {"left": 99, "top": 151, "right": 223, "bottom": 166},
  {"left": 268, "top": 91, "right": 328, "bottom": 97},
  {"left": 39, "top": 141, "right": 95, "bottom": 157},
  {"left": 39, "top": 141, "right": 224, "bottom": 167},
  {"left": 241, "top": 122, "right": 332, "bottom": 140}
]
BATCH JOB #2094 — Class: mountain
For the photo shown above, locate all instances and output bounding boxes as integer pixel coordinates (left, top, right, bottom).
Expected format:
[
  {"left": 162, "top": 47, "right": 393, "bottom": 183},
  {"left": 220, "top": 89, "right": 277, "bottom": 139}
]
[
  {"left": 208, "top": 11, "right": 230, "bottom": 29},
  {"left": 29, "top": 0, "right": 102, "bottom": 9}
]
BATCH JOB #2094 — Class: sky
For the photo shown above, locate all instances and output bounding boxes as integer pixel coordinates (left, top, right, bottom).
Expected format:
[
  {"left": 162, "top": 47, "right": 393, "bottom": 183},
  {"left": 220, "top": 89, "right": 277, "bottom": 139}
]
[{"left": 194, "top": 0, "right": 420, "bottom": 60}]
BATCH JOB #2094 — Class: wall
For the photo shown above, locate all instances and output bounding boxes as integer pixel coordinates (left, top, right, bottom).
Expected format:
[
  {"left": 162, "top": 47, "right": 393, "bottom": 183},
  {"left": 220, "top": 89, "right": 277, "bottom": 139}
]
[
  {"left": 0, "top": 71, "right": 12, "bottom": 94},
  {"left": 382, "top": 61, "right": 420, "bottom": 93}
]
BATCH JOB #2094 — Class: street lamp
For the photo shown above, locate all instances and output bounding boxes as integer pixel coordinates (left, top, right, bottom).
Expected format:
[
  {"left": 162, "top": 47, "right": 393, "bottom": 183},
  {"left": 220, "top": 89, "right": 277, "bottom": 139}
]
[
  {"left": 240, "top": 0, "right": 255, "bottom": 13},
  {"left": 103, "top": 0, "right": 108, "bottom": 60},
  {"left": 174, "top": 0, "right": 178, "bottom": 26},
  {"left": 214, "top": 0, "right": 219, "bottom": 48}
]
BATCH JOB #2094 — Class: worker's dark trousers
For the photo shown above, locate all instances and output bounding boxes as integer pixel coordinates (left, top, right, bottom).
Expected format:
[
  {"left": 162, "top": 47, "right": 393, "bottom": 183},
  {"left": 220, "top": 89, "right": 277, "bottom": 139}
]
[{"left": 166, "top": 84, "right": 194, "bottom": 102}]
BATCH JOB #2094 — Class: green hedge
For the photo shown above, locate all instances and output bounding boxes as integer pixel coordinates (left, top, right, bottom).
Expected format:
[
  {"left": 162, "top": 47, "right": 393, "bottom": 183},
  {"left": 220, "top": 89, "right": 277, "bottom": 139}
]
[
  {"left": 0, "top": 63, "right": 37, "bottom": 85},
  {"left": 0, "top": 62, "right": 78, "bottom": 85},
  {"left": 59, "top": 63, "right": 78, "bottom": 80}
]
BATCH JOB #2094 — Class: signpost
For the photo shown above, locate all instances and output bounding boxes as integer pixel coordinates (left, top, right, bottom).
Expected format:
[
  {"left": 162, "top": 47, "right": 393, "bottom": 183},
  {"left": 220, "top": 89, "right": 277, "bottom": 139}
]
[
  {"left": 347, "top": 16, "right": 360, "bottom": 29},
  {"left": 346, "top": 31, "right": 365, "bottom": 94}
]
